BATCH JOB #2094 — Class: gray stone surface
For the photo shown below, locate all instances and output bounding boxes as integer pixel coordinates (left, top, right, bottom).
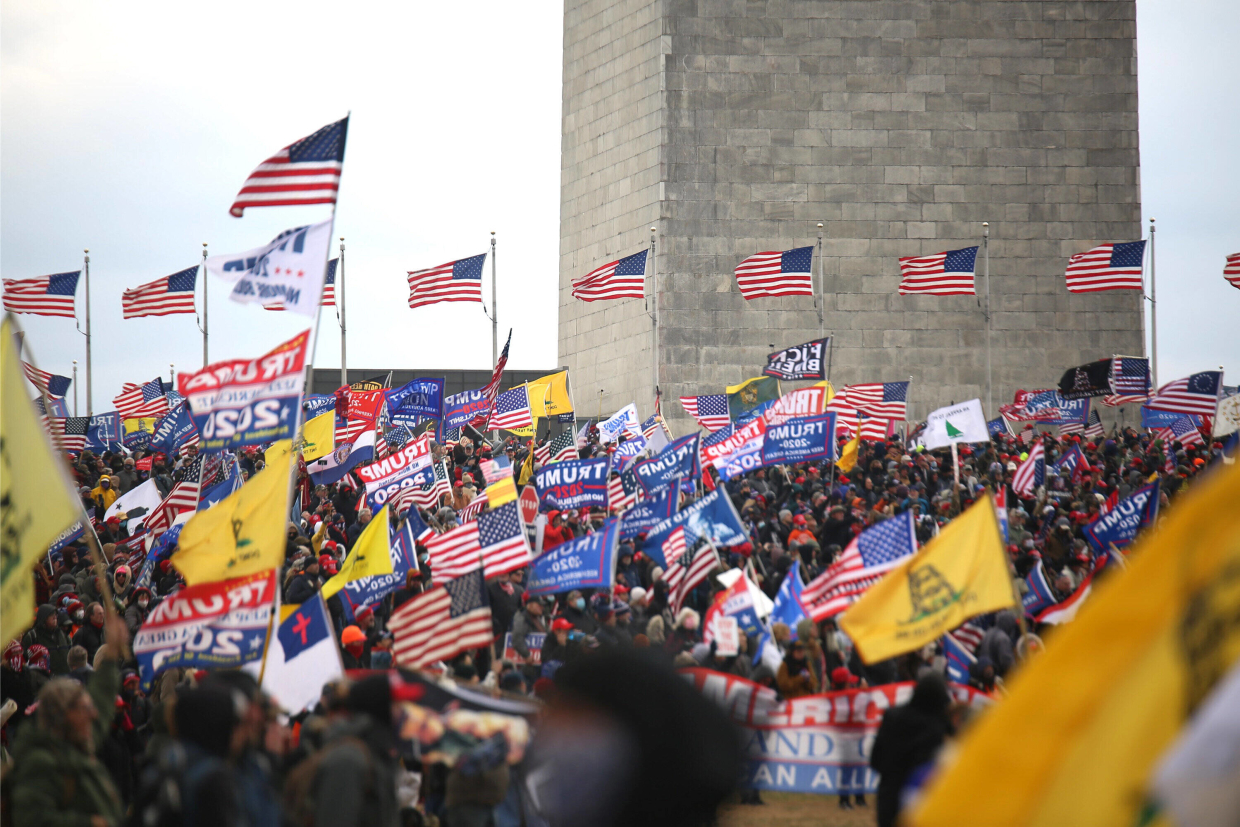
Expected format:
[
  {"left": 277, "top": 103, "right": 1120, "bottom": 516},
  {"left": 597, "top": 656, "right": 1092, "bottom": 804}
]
[{"left": 560, "top": 0, "right": 1143, "bottom": 434}]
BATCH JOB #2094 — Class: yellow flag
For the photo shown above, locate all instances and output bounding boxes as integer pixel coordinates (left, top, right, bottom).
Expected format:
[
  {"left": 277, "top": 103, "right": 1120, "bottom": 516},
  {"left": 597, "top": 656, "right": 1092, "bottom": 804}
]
[
  {"left": 840, "top": 495, "right": 1014, "bottom": 663},
  {"left": 321, "top": 506, "right": 393, "bottom": 601},
  {"left": 532, "top": 370, "right": 574, "bottom": 419},
  {"left": 527, "top": 383, "right": 550, "bottom": 419},
  {"left": 173, "top": 440, "right": 293, "bottom": 586},
  {"left": 812, "top": 380, "right": 835, "bottom": 404},
  {"left": 911, "top": 460, "right": 1240, "bottom": 827},
  {"left": 836, "top": 432, "right": 860, "bottom": 472},
  {"left": 301, "top": 411, "right": 335, "bottom": 463},
  {"left": 1, "top": 319, "right": 81, "bottom": 645},
  {"left": 517, "top": 445, "right": 536, "bottom": 486},
  {"left": 124, "top": 417, "right": 160, "bottom": 435},
  {"left": 487, "top": 476, "right": 518, "bottom": 508}
]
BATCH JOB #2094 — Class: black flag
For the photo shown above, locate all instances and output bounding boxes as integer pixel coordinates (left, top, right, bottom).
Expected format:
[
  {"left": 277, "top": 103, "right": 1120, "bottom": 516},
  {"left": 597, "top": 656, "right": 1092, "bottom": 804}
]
[
  {"left": 1057, "top": 358, "right": 1113, "bottom": 399},
  {"left": 763, "top": 337, "right": 830, "bottom": 381}
]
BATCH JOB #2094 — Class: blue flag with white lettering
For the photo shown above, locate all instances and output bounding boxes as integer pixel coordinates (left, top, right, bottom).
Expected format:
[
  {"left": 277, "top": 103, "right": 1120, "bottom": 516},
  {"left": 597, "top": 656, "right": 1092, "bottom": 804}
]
[
  {"left": 86, "top": 412, "right": 123, "bottom": 453},
  {"left": 535, "top": 456, "right": 611, "bottom": 511},
  {"left": 631, "top": 433, "right": 700, "bottom": 495},
  {"left": 760, "top": 412, "right": 835, "bottom": 466},
  {"left": 387, "top": 378, "right": 445, "bottom": 424},
  {"left": 340, "top": 520, "right": 418, "bottom": 621},
  {"left": 1083, "top": 479, "right": 1159, "bottom": 554},
  {"left": 617, "top": 487, "right": 678, "bottom": 542},
  {"left": 526, "top": 518, "right": 621, "bottom": 596},
  {"left": 443, "top": 388, "right": 491, "bottom": 429},
  {"left": 150, "top": 403, "right": 199, "bottom": 454}
]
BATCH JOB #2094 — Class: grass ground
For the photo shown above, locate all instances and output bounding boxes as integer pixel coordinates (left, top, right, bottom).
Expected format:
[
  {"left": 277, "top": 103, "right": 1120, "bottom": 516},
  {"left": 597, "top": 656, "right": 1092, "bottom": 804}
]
[{"left": 718, "top": 791, "right": 875, "bottom": 827}]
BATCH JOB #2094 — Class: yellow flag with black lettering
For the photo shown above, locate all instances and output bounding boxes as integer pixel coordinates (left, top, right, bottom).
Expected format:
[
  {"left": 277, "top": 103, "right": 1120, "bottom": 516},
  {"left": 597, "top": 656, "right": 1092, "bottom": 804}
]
[
  {"left": 840, "top": 495, "right": 1014, "bottom": 663},
  {"left": 836, "top": 432, "right": 860, "bottom": 473},
  {"left": 301, "top": 411, "right": 335, "bottom": 463},
  {"left": 173, "top": 440, "right": 292, "bottom": 585},
  {"left": 321, "top": 506, "right": 393, "bottom": 601},
  {"left": 911, "top": 459, "right": 1240, "bottom": 827},
  {"left": 1, "top": 318, "right": 80, "bottom": 645}
]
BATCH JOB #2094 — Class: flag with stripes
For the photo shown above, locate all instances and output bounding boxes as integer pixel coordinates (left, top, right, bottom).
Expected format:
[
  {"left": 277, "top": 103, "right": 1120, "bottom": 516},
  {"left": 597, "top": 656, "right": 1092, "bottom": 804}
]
[
  {"left": 897, "top": 246, "right": 977, "bottom": 295},
  {"left": 3, "top": 272, "right": 80, "bottom": 318},
  {"left": 262, "top": 258, "right": 337, "bottom": 310},
  {"left": 113, "top": 378, "right": 169, "bottom": 419},
  {"left": 46, "top": 417, "right": 89, "bottom": 453},
  {"left": 1011, "top": 442, "right": 1046, "bottom": 498},
  {"left": 144, "top": 454, "right": 204, "bottom": 536},
  {"left": 1146, "top": 371, "right": 1222, "bottom": 417},
  {"left": 425, "top": 501, "right": 530, "bottom": 585},
  {"left": 409, "top": 461, "right": 452, "bottom": 512},
  {"left": 942, "top": 632, "right": 977, "bottom": 684},
  {"left": 661, "top": 528, "right": 720, "bottom": 613},
  {"left": 608, "top": 470, "right": 641, "bottom": 513},
  {"left": 840, "top": 382, "right": 909, "bottom": 420},
  {"left": 536, "top": 430, "right": 576, "bottom": 466},
  {"left": 390, "top": 569, "right": 493, "bottom": 670},
  {"left": 457, "top": 493, "right": 489, "bottom": 523},
  {"left": 1103, "top": 355, "right": 1150, "bottom": 406},
  {"left": 229, "top": 116, "right": 348, "bottom": 216},
  {"left": 1225, "top": 253, "right": 1240, "bottom": 289},
  {"left": 571, "top": 250, "right": 647, "bottom": 302},
  {"left": 407, "top": 252, "right": 487, "bottom": 309},
  {"left": 680, "top": 394, "right": 730, "bottom": 432},
  {"left": 803, "top": 511, "right": 917, "bottom": 621},
  {"left": 1083, "top": 409, "right": 1105, "bottom": 440},
  {"left": 22, "top": 362, "right": 71, "bottom": 398},
  {"left": 826, "top": 398, "right": 894, "bottom": 442},
  {"left": 488, "top": 385, "right": 533, "bottom": 433},
  {"left": 949, "top": 621, "right": 985, "bottom": 653},
  {"left": 734, "top": 246, "right": 814, "bottom": 299},
  {"left": 1064, "top": 240, "right": 1145, "bottom": 292},
  {"left": 122, "top": 265, "right": 198, "bottom": 319},
  {"left": 1154, "top": 416, "right": 1205, "bottom": 448}
]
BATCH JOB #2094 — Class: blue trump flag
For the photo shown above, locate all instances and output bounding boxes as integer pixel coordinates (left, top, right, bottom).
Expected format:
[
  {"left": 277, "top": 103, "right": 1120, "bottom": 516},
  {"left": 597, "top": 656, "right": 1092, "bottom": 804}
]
[
  {"left": 535, "top": 456, "right": 611, "bottom": 512},
  {"left": 86, "top": 412, "right": 123, "bottom": 452},
  {"left": 303, "top": 394, "right": 336, "bottom": 421},
  {"left": 150, "top": 403, "right": 199, "bottom": 454},
  {"left": 1054, "top": 444, "right": 1088, "bottom": 482},
  {"left": 612, "top": 435, "right": 648, "bottom": 472},
  {"left": 387, "top": 378, "right": 445, "bottom": 425},
  {"left": 942, "top": 634, "right": 976, "bottom": 684},
  {"left": 768, "top": 559, "right": 809, "bottom": 637},
  {"left": 1083, "top": 479, "right": 1160, "bottom": 554},
  {"left": 340, "top": 519, "right": 420, "bottom": 621},
  {"left": 1022, "top": 561, "right": 1059, "bottom": 618},
  {"left": 526, "top": 518, "right": 621, "bottom": 596},
  {"left": 760, "top": 412, "right": 835, "bottom": 466},
  {"left": 631, "top": 433, "right": 700, "bottom": 495},
  {"left": 1141, "top": 406, "right": 1197, "bottom": 430},
  {"left": 443, "top": 388, "right": 491, "bottom": 429},
  {"left": 642, "top": 487, "right": 750, "bottom": 567},
  {"left": 617, "top": 487, "right": 678, "bottom": 542}
]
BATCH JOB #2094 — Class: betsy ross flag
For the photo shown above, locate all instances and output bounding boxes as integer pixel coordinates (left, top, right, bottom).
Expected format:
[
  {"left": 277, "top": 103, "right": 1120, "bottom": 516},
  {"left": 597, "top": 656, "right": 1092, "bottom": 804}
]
[
  {"left": 572, "top": 250, "right": 647, "bottom": 302},
  {"left": 229, "top": 116, "right": 349, "bottom": 217},
  {"left": 1146, "top": 371, "right": 1222, "bottom": 417},
  {"left": 840, "top": 382, "right": 910, "bottom": 420},
  {"left": 263, "top": 259, "right": 337, "bottom": 310},
  {"left": 1012, "top": 442, "right": 1046, "bottom": 498},
  {"left": 22, "top": 362, "right": 72, "bottom": 398},
  {"left": 122, "top": 266, "right": 198, "bottom": 319},
  {"left": 425, "top": 501, "right": 530, "bottom": 585},
  {"left": 390, "top": 569, "right": 493, "bottom": 670},
  {"left": 734, "top": 246, "right": 814, "bottom": 299},
  {"left": 1104, "top": 355, "right": 1150, "bottom": 406},
  {"left": 1064, "top": 241, "right": 1146, "bottom": 292},
  {"left": 803, "top": 511, "right": 918, "bottom": 621},
  {"left": 661, "top": 528, "right": 721, "bottom": 613},
  {"left": 1155, "top": 416, "right": 1205, "bottom": 448},
  {"left": 3, "top": 272, "right": 80, "bottom": 318},
  {"left": 898, "top": 246, "right": 978, "bottom": 296},
  {"left": 608, "top": 470, "right": 641, "bottom": 513},
  {"left": 488, "top": 385, "right": 533, "bottom": 432},
  {"left": 113, "top": 378, "right": 169, "bottom": 419},
  {"left": 1226, "top": 253, "right": 1240, "bottom": 289},
  {"left": 680, "top": 395, "right": 730, "bottom": 432},
  {"left": 407, "top": 252, "right": 487, "bottom": 309}
]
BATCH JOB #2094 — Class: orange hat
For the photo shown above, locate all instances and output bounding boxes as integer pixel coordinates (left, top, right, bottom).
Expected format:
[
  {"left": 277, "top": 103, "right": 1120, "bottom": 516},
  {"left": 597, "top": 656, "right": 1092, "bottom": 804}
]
[{"left": 341, "top": 625, "right": 366, "bottom": 645}]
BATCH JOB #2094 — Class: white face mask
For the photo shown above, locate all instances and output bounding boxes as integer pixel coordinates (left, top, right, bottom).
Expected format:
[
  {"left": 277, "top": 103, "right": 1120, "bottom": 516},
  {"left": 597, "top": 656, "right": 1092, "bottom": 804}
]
[{"left": 138, "top": 598, "right": 150, "bottom": 609}]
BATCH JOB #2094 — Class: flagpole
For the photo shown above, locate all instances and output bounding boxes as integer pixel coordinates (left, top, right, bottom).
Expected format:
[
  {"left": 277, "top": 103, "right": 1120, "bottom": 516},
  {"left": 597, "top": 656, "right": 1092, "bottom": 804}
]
[
  {"left": 72, "top": 361, "right": 78, "bottom": 417},
  {"left": 339, "top": 237, "right": 347, "bottom": 387},
  {"left": 201, "top": 243, "right": 209, "bottom": 366},
  {"left": 817, "top": 222, "right": 825, "bottom": 339},
  {"left": 649, "top": 226, "right": 658, "bottom": 402},
  {"left": 1148, "top": 217, "right": 1157, "bottom": 389},
  {"left": 983, "top": 222, "right": 992, "bottom": 416},
  {"left": 83, "top": 249, "right": 92, "bottom": 416},
  {"left": 491, "top": 232, "right": 498, "bottom": 367}
]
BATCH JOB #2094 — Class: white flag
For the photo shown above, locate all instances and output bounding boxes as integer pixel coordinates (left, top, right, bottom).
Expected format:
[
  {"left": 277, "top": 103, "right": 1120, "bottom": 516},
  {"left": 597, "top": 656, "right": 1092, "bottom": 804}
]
[
  {"left": 1214, "top": 392, "right": 1240, "bottom": 438},
  {"left": 206, "top": 219, "right": 332, "bottom": 317},
  {"left": 923, "top": 398, "right": 990, "bottom": 449},
  {"left": 246, "top": 593, "right": 343, "bottom": 714},
  {"left": 599, "top": 403, "right": 639, "bottom": 444}
]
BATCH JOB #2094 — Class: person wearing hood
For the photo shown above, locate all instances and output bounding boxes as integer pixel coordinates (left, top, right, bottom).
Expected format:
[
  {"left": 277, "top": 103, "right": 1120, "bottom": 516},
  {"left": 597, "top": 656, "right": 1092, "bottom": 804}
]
[
  {"left": 979, "top": 610, "right": 1018, "bottom": 677},
  {"left": 969, "top": 656, "right": 997, "bottom": 693},
  {"left": 110, "top": 564, "right": 133, "bottom": 611},
  {"left": 124, "top": 587, "right": 153, "bottom": 637},
  {"left": 542, "top": 510, "right": 574, "bottom": 552},
  {"left": 73, "top": 602, "right": 107, "bottom": 664},
  {"left": 2, "top": 641, "right": 34, "bottom": 725},
  {"left": 89, "top": 476, "right": 119, "bottom": 519},
  {"left": 23, "top": 603, "right": 72, "bottom": 675},
  {"left": 560, "top": 590, "right": 597, "bottom": 634},
  {"left": 776, "top": 640, "right": 819, "bottom": 699},
  {"left": 512, "top": 592, "right": 548, "bottom": 682},
  {"left": 869, "top": 672, "right": 954, "bottom": 827}
]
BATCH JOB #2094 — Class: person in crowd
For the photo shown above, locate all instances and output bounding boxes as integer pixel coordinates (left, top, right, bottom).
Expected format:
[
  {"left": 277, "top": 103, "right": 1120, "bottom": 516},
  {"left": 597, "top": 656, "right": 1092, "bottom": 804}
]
[
  {"left": 776, "top": 640, "right": 819, "bottom": 699},
  {"left": 23, "top": 603, "right": 71, "bottom": 675},
  {"left": 870, "top": 672, "right": 954, "bottom": 827}
]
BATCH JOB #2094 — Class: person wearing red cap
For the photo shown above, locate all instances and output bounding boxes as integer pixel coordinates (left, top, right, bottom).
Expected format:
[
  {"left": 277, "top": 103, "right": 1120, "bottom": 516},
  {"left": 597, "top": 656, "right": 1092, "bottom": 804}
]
[{"left": 540, "top": 617, "right": 580, "bottom": 675}]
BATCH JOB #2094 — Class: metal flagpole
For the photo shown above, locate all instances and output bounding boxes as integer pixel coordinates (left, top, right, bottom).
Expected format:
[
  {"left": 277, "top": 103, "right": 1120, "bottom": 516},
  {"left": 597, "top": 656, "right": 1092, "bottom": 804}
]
[
  {"left": 491, "top": 232, "right": 498, "bottom": 367},
  {"left": 72, "top": 361, "right": 78, "bottom": 416},
  {"left": 649, "top": 227, "right": 658, "bottom": 401},
  {"left": 83, "top": 249, "right": 92, "bottom": 415},
  {"left": 339, "top": 237, "right": 347, "bottom": 387},
  {"left": 983, "top": 222, "right": 992, "bottom": 416},
  {"left": 201, "top": 243, "right": 209, "bottom": 366},
  {"left": 817, "top": 222, "right": 824, "bottom": 339},
  {"left": 1148, "top": 217, "right": 1157, "bottom": 388}
]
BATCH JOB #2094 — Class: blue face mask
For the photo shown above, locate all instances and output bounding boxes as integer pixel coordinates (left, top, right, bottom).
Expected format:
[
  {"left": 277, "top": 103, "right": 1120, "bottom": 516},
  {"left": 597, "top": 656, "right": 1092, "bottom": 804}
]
[{"left": 573, "top": 598, "right": 585, "bottom": 611}]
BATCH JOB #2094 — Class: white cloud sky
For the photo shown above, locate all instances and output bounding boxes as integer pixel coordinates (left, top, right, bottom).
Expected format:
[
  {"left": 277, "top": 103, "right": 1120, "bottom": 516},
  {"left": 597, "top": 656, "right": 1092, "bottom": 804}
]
[{"left": 2, "top": 0, "right": 1236, "bottom": 414}]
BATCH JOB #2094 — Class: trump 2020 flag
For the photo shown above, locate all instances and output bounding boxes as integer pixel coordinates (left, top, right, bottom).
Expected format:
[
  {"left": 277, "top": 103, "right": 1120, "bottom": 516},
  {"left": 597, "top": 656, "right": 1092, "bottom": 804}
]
[
  {"left": 535, "top": 456, "right": 611, "bottom": 512},
  {"left": 526, "top": 518, "right": 621, "bottom": 596},
  {"left": 250, "top": 594, "right": 343, "bottom": 714},
  {"left": 1083, "top": 479, "right": 1159, "bottom": 554},
  {"left": 207, "top": 220, "right": 333, "bottom": 317}
]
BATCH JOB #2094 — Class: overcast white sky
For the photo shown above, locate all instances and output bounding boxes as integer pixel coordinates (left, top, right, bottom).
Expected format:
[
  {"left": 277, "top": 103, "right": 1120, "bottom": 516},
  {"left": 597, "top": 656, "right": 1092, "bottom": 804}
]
[{"left": 2, "top": 1, "right": 1236, "bottom": 413}]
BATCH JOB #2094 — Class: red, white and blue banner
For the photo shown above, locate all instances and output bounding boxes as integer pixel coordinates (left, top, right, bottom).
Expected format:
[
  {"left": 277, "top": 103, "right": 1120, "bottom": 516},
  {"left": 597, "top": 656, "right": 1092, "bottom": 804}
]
[
  {"left": 682, "top": 669, "right": 991, "bottom": 794},
  {"left": 760, "top": 412, "right": 836, "bottom": 466},
  {"left": 535, "top": 456, "right": 611, "bottom": 512},
  {"left": 443, "top": 388, "right": 492, "bottom": 430},
  {"left": 713, "top": 417, "right": 768, "bottom": 481},
  {"left": 358, "top": 432, "right": 434, "bottom": 512}
]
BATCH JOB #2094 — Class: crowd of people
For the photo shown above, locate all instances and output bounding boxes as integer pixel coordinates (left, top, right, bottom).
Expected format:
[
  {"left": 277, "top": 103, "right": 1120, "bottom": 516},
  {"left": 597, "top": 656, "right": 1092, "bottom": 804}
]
[{"left": 1, "top": 398, "right": 1228, "bottom": 827}]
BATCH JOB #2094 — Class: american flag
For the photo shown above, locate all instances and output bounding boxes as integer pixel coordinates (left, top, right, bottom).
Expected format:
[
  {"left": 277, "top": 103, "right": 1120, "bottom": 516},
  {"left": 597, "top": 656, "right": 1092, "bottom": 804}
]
[
  {"left": 661, "top": 529, "right": 720, "bottom": 613},
  {"left": 457, "top": 493, "right": 489, "bottom": 523},
  {"left": 473, "top": 330, "right": 512, "bottom": 427},
  {"left": 425, "top": 501, "right": 530, "bottom": 585},
  {"left": 410, "top": 461, "right": 452, "bottom": 511},
  {"left": 949, "top": 621, "right": 985, "bottom": 653},
  {"left": 1104, "top": 356, "right": 1150, "bottom": 405},
  {"left": 826, "top": 398, "right": 894, "bottom": 442},
  {"left": 22, "top": 362, "right": 71, "bottom": 398},
  {"left": 3, "top": 272, "right": 80, "bottom": 318},
  {"left": 1011, "top": 442, "right": 1046, "bottom": 498},
  {"left": 113, "top": 378, "right": 169, "bottom": 419},
  {"left": 734, "top": 246, "right": 814, "bottom": 299},
  {"left": 229, "top": 116, "right": 349, "bottom": 217},
  {"left": 46, "top": 417, "right": 89, "bottom": 453},
  {"left": 121, "top": 266, "right": 198, "bottom": 319},
  {"left": 840, "top": 382, "right": 909, "bottom": 420},
  {"left": 439, "top": 427, "right": 462, "bottom": 449},
  {"left": 1084, "top": 409, "right": 1105, "bottom": 440},
  {"left": 572, "top": 250, "right": 647, "bottom": 302},
  {"left": 897, "top": 246, "right": 977, "bottom": 295},
  {"left": 1225, "top": 253, "right": 1240, "bottom": 289},
  {"left": 145, "top": 454, "right": 204, "bottom": 536},
  {"left": 608, "top": 470, "right": 641, "bottom": 513},
  {"left": 390, "top": 569, "right": 493, "bottom": 670},
  {"left": 535, "top": 430, "right": 577, "bottom": 466},
  {"left": 487, "top": 385, "right": 533, "bottom": 432},
  {"left": 1064, "top": 241, "right": 1146, "bottom": 292},
  {"left": 804, "top": 512, "right": 918, "bottom": 621},
  {"left": 1146, "top": 371, "right": 1222, "bottom": 417},
  {"left": 1155, "top": 416, "right": 1205, "bottom": 448},
  {"left": 407, "top": 252, "right": 487, "bottom": 309},
  {"left": 385, "top": 425, "right": 412, "bottom": 452},
  {"left": 680, "top": 394, "right": 730, "bottom": 432},
  {"left": 261, "top": 258, "right": 337, "bottom": 310}
]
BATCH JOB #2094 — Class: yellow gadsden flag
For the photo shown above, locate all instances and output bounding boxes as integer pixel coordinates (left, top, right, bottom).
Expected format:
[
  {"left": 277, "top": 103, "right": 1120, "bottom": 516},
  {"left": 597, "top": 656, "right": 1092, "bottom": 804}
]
[
  {"left": 836, "top": 432, "right": 860, "bottom": 473},
  {"left": 531, "top": 370, "right": 574, "bottom": 419},
  {"left": 1, "top": 319, "right": 81, "bottom": 645},
  {"left": 173, "top": 440, "right": 293, "bottom": 586},
  {"left": 911, "top": 459, "right": 1240, "bottom": 827},
  {"left": 840, "top": 495, "right": 1014, "bottom": 663},
  {"left": 321, "top": 505, "right": 393, "bottom": 601},
  {"left": 300, "top": 411, "right": 335, "bottom": 463}
]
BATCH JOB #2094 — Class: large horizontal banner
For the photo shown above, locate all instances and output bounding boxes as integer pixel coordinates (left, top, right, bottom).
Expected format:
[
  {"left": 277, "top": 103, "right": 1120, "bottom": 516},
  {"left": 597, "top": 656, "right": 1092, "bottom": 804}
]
[
  {"left": 535, "top": 456, "right": 610, "bottom": 512},
  {"left": 358, "top": 433, "right": 434, "bottom": 510},
  {"left": 632, "top": 433, "right": 700, "bottom": 495},
  {"left": 761, "top": 412, "right": 836, "bottom": 466},
  {"left": 178, "top": 330, "right": 310, "bottom": 452},
  {"left": 682, "top": 669, "right": 991, "bottom": 794}
]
